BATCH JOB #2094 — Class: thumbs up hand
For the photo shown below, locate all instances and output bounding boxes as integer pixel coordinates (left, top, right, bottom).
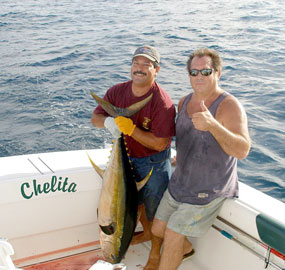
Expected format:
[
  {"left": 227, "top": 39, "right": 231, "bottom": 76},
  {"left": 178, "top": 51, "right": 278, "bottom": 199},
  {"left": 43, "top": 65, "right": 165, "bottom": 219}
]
[
  {"left": 192, "top": 100, "right": 215, "bottom": 131},
  {"left": 200, "top": 100, "right": 208, "bottom": 112}
]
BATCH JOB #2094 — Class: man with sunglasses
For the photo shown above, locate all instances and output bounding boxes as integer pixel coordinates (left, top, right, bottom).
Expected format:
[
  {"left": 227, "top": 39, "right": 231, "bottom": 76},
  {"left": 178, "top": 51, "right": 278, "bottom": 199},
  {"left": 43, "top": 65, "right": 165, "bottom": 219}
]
[
  {"left": 91, "top": 45, "right": 176, "bottom": 264},
  {"left": 146, "top": 48, "right": 251, "bottom": 270}
]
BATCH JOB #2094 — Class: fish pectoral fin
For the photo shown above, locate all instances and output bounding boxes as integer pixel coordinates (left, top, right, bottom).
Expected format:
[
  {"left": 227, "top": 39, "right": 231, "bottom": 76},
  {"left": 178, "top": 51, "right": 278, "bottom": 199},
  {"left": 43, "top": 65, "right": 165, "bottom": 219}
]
[
  {"left": 87, "top": 152, "right": 105, "bottom": 179},
  {"left": 99, "top": 222, "right": 116, "bottom": 235},
  {"left": 136, "top": 167, "right": 153, "bottom": 191}
]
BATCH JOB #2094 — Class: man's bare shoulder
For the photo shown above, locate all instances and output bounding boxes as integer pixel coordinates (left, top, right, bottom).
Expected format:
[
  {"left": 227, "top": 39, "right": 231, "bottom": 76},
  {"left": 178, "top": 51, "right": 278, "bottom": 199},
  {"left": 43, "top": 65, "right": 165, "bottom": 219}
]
[
  {"left": 216, "top": 94, "right": 247, "bottom": 124},
  {"left": 218, "top": 94, "right": 245, "bottom": 113}
]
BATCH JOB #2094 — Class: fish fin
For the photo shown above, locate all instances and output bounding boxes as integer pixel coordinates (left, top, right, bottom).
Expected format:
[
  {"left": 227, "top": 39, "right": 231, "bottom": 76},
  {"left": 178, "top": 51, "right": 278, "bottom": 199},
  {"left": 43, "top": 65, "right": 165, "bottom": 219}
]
[
  {"left": 100, "top": 223, "right": 116, "bottom": 235},
  {"left": 86, "top": 152, "right": 104, "bottom": 179},
  {"left": 90, "top": 91, "right": 119, "bottom": 117},
  {"left": 136, "top": 167, "right": 153, "bottom": 191},
  {"left": 90, "top": 91, "right": 153, "bottom": 118},
  {"left": 122, "top": 93, "right": 153, "bottom": 117}
]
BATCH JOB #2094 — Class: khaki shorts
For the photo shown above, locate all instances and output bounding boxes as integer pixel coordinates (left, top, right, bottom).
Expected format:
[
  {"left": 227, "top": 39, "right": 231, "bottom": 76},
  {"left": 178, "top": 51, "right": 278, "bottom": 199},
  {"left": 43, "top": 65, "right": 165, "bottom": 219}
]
[{"left": 155, "top": 189, "right": 226, "bottom": 237}]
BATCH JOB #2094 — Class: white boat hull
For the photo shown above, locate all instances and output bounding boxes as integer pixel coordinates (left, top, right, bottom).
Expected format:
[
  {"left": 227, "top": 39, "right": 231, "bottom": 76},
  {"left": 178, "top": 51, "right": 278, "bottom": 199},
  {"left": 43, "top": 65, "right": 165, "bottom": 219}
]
[{"left": 0, "top": 149, "right": 284, "bottom": 269}]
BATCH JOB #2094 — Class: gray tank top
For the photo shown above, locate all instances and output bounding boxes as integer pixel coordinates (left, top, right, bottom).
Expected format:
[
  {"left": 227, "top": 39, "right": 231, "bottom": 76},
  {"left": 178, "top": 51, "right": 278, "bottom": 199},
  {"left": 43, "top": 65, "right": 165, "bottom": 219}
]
[{"left": 168, "top": 92, "right": 238, "bottom": 205}]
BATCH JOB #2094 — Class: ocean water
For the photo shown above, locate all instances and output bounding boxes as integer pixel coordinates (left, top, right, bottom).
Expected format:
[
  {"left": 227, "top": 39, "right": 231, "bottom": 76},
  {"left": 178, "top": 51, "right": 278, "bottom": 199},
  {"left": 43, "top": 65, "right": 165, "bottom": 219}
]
[{"left": 0, "top": 0, "right": 284, "bottom": 203}]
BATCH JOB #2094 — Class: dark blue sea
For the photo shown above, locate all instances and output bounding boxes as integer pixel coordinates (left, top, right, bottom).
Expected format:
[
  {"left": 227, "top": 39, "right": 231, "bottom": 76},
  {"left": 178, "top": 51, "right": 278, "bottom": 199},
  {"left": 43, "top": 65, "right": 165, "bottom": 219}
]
[{"left": 0, "top": 0, "right": 284, "bottom": 203}]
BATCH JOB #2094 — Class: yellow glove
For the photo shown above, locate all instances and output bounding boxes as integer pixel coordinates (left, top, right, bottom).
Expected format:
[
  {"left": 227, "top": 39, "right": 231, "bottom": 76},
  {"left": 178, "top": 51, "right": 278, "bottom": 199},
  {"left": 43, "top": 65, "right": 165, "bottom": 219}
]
[{"left": 114, "top": 116, "right": 136, "bottom": 136}]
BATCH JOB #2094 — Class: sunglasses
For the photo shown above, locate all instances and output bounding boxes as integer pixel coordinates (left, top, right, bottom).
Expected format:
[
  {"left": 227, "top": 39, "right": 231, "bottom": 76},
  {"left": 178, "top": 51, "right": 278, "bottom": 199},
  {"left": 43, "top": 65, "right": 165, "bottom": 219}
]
[{"left": 189, "top": 69, "right": 214, "bottom": 77}]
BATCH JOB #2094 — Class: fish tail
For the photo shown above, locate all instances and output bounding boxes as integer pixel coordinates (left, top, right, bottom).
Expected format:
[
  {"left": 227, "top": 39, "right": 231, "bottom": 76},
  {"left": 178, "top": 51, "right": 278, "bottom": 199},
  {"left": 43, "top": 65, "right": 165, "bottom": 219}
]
[{"left": 90, "top": 91, "right": 153, "bottom": 118}]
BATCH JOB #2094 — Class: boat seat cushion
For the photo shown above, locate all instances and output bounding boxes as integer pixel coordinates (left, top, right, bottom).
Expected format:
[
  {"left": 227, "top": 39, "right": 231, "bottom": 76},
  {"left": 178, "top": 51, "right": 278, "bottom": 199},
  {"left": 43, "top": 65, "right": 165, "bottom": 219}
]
[{"left": 256, "top": 213, "right": 285, "bottom": 255}]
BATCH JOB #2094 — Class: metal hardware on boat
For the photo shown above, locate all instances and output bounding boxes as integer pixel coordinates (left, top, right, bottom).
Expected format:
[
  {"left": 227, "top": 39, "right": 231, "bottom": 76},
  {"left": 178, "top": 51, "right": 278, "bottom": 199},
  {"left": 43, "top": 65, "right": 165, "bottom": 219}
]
[
  {"left": 264, "top": 247, "right": 271, "bottom": 269},
  {"left": 27, "top": 157, "right": 55, "bottom": 174},
  {"left": 216, "top": 216, "right": 262, "bottom": 247},
  {"left": 28, "top": 158, "right": 43, "bottom": 174},
  {"left": 38, "top": 157, "right": 55, "bottom": 173},
  {"left": 212, "top": 223, "right": 284, "bottom": 270},
  {"left": 216, "top": 216, "right": 285, "bottom": 260}
]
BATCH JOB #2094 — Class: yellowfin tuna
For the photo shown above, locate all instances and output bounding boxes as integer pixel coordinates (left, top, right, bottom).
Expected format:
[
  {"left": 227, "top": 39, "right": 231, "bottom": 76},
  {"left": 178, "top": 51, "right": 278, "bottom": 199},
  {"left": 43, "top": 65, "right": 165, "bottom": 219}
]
[{"left": 89, "top": 92, "right": 153, "bottom": 263}]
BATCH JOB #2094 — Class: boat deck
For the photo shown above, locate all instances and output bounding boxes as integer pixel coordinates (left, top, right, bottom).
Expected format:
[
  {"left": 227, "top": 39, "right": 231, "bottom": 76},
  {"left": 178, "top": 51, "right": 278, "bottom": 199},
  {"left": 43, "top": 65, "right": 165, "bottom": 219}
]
[
  {"left": 22, "top": 243, "right": 151, "bottom": 270},
  {"left": 7, "top": 226, "right": 285, "bottom": 270},
  {"left": 21, "top": 243, "right": 196, "bottom": 270},
  {"left": 23, "top": 249, "right": 104, "bottom": 270}
]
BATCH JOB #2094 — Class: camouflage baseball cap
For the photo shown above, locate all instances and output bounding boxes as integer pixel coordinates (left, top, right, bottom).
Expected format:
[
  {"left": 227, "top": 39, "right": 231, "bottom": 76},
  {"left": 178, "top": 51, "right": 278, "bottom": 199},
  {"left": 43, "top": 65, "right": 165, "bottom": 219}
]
[{"left": 133, "top": 45, "right": 160, "bottom": 64}]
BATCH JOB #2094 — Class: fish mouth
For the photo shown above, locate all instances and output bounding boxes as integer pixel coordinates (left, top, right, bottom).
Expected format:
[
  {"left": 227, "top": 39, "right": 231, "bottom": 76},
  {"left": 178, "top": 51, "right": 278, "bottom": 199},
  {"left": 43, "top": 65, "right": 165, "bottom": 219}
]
[
  {"left": 111, "top": 254, "right": 119, "bottom": 264},
  {"left": 102, "top": 252, "right": 119, "bottom": 264}
]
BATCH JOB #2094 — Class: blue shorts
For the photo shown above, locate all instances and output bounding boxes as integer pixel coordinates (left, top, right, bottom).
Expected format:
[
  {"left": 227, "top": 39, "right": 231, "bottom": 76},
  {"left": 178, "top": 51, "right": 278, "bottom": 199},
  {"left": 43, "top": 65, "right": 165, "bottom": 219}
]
[{"left": 130, "top": 148, "right": 171, "bottom": 221}]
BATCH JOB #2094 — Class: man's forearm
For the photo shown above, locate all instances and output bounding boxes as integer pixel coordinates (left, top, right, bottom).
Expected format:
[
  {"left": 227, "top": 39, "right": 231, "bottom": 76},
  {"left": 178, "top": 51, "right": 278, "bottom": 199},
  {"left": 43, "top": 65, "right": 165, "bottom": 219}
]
[
  {"left": 91, "top": 113, "right": 107, "bottom": 128},
  {"left": 131, "top": 127, "right": 170, "bottom": 152}
]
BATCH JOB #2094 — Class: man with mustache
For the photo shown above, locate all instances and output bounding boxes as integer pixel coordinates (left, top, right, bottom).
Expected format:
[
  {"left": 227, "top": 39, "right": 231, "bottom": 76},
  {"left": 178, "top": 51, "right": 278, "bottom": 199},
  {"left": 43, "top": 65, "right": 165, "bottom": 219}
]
[{"left": 91, "top": 45, "right": 176, "bottom": 269}]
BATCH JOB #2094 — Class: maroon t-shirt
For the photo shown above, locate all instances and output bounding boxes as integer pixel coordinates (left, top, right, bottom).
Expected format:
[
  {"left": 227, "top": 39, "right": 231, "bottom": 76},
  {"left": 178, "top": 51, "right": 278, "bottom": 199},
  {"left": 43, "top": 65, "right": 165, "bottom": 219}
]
[{"left": 94, "top": 80, "right": 176, "bottom": 157}]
